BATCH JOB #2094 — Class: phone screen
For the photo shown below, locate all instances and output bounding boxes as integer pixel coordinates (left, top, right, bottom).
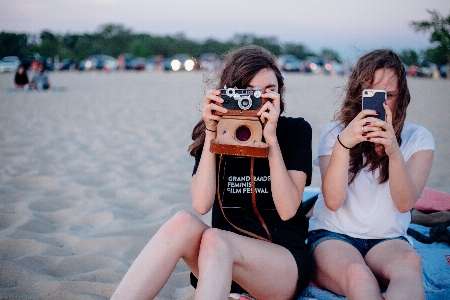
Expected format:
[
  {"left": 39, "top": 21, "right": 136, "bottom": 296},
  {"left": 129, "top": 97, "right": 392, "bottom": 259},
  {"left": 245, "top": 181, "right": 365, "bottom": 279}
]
[{"left": 362, "top": 89, "right": 386, "bottom": 121}]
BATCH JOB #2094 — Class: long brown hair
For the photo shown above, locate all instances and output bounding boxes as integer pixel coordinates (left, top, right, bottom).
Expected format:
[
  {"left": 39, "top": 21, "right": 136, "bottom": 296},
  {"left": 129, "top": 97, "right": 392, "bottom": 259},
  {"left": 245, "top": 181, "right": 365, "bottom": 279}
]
[
  {"left": 188, "top": 45, "right": 286, "bottom": 156},
  {"left": 336, "top": 49, "right": 410, "bottom": 184}
]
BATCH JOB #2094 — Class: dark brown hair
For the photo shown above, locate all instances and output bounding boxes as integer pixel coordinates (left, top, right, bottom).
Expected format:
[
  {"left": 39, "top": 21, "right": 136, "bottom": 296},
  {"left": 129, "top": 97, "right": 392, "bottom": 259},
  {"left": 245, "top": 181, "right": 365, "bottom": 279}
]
[
  {"left": 336, "top": 49, "right": 410, "bottom": 184},
  {"left": 188, "top": 45, "right": 285, "bottom": 156}
]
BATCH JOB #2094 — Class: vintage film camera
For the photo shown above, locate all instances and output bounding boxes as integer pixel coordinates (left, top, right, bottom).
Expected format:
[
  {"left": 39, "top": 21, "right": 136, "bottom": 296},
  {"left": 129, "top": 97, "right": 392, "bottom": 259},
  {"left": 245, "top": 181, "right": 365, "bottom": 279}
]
[{"left": 209, "top": 86, "right": 270, "bottom": 158}]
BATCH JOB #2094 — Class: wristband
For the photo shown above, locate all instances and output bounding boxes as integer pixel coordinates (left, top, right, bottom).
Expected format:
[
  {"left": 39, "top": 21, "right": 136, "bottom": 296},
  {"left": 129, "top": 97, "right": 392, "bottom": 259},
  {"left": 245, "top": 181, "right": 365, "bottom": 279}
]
[
  {"left": 205, "top": 127, "right": 217, "bottom": 132},
  {"left": 337, "top": 135, "right": 351, "bottom": 150}
]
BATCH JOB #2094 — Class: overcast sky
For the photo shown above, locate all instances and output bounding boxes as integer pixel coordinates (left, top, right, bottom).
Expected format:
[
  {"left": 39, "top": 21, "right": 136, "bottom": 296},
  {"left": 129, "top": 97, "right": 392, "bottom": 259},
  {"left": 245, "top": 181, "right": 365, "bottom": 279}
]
[{"left": 1, "top": 0, "right": 449, "bottom": 60}]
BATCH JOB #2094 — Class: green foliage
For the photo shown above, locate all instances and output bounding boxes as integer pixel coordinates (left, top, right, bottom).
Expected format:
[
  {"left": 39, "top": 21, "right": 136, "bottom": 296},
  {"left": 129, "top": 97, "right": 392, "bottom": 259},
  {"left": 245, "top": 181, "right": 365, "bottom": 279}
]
[
  {"left": 130, "top": 40, "right": 150, "bottom": 58},
  {"left": 320, "top": 48, "right": 342, "bottom": 63},
  {"left": 399, "top": 49, "right": 419, "bottom": 66},
  {"left": 95, "top": 24, "right": 133, "bottom": 57},
  {"left": 410, "top": 9, "right": 450, "bottom": 65},
  {"left": 231, "top": 33, "right": 282, "bottom": 56},
  {"left": 39, "top": 30, "right": 60, "bottom": 57},
  {"left": 421, "top": 46, "right": 448, "bottom": 66},
  {"left": 282, "top": 43, "right": 312, "bottom": 60},
  {"left": 0, "top": 32, "right": 28, "bottom": 58},
  {"left": 0, "top": 25, "right": 317, "bottom": 63}
]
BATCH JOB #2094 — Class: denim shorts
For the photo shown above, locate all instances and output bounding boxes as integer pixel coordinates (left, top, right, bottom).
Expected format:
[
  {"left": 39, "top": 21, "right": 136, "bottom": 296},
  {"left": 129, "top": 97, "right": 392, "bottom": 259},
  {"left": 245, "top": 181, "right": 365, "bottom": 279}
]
[{"left": 308, "top": 229, "right": 411, "bottom": 257}]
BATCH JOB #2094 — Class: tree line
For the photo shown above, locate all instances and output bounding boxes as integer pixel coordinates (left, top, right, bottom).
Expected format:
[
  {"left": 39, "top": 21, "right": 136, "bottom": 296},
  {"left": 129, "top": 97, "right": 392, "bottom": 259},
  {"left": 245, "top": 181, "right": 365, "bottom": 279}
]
[
  {"left": 0, "top": 24, "right": 341, "bottom": 63},
  {"left": 0, "top": 10, "right": 448, "bottom": 68}
]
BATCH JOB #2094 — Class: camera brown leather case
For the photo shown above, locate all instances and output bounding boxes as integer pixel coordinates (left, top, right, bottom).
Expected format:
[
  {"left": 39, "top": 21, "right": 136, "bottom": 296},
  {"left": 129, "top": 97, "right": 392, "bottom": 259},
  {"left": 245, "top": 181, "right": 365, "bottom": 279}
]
[{"left": 210, "top": 116, "right": 269, "bottom": 158}]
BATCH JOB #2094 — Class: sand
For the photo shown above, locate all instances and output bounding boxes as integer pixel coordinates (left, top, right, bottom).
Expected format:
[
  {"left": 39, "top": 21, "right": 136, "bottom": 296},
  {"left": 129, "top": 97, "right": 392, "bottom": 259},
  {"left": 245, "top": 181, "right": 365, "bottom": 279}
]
[{"left": 0, "top": 70, "right": 449, "bottom": 299}]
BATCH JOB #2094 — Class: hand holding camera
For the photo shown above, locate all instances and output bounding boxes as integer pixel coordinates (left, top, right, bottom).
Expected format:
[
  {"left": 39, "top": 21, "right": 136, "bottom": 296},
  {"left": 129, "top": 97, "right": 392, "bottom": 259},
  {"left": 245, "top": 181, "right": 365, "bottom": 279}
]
[
  {"left": 208, "top": 86, "right": 277, "bottom": 157},
  {"left": 202, "top": 89, "right": 227, "bottom": 129}
]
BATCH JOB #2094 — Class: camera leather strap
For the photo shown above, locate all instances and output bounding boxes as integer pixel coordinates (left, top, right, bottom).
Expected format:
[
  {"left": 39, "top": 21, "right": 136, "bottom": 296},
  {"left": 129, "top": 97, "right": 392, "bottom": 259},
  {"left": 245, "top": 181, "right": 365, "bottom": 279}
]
[{"left": 216, "top": 155, "right": 273, "bottom": 242}]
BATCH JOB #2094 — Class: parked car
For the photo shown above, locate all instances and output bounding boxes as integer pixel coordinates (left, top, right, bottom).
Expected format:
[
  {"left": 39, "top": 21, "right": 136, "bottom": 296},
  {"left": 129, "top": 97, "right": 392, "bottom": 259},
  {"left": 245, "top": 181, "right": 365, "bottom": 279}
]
[
  {"left": 130, "top": 57, "right": 147, "bottom": 71},
  {"left": 0, "top": 56, "right": 21, "bottom": 73},
  {"left": 304, "top": 56, "right": 324, "bottom": 74},
  {"left": 440, "top": 64, "right": 448, "bottom": 78},
  {"left": 80, "top": 55, "right": 118, "bottom": 71},
  {"left": 324, "top": 60, "right": 344, "bottom": 76},
  {"left": 55, "top": 59, "right": 74, "bottom": 71},
  {"left": 417, "top": 62, "right": 438, "bottom": 78},
  {"left": 278, "top": 54, "right": 302, "bottom": 72},
  {"left": 170, "top": 54, "right": 195, "bottom": 71}
]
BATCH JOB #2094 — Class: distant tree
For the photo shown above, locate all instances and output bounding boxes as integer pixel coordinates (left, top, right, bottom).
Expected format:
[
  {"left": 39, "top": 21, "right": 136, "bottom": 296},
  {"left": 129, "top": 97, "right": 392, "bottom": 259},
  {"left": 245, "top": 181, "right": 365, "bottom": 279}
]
[
  {"left": 199, "top": 38, "right": 235, "bottom": 57},
  {"left": 410, "top": 9, "right": 450, "bottom": 67},
  {"left": 320, "top": 48, "right": 341, "bottom": 63},
  {"left": 421, "top": 46, "right": 448, "bottom": 66},
  {"left": 39, "top": 30, "right": 60, "bottom": 58},
  {"left": 399, "top": 49, "right": 419, "bottom": 66},
  {"left": 282, "top": 43, "right": 313, "bottom": 60},
  {"left": 130, "top": 40, "right": 150, "bottom": 58},
  {"left": 73, "top": 34, "right": 98, "bottom": 59},
  {"left": 231, "top": 33, "right": 281, "bottom": 56},
  {"left": 0, "top": 32, "right": 28, "bottom": 58},
  {"left": 95, "top": 24, "right": 133, "bottom": 56}
]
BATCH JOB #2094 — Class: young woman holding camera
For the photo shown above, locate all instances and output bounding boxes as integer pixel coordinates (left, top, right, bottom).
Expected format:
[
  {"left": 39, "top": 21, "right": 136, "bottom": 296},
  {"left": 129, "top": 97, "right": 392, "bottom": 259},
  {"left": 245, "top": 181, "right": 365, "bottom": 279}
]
[
  {"left": 308, "top": 49, "right": 434, "bottom": 300},
  {"left": 111, "top": 45, "right": 312, "bottom": 299}
]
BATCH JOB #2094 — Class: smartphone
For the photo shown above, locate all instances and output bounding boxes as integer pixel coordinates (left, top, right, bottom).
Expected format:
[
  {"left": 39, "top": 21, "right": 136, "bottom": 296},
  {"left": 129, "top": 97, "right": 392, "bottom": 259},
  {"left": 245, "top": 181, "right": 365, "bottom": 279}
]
[{"left": 362, "top": 89, "right": 386, "bottom": 121}]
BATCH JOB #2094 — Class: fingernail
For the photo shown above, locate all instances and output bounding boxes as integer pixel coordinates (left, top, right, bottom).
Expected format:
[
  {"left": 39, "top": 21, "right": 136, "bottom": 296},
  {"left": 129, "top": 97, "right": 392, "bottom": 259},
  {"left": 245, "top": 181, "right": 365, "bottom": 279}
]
[
  {"left": 362, "top": 133, "right": 367, "bottom": 136},
  {"left": 365, "top": 122, "right": 371, "bottom": 125},
  {"left": 375, "top": 111, "right": 380, "bottom": 115},
  {"left": 367, "top": 137, "right": 371, "bottom": 140},
  {"left": 383, "top": 101, "right": 387, "bottom": 105}
]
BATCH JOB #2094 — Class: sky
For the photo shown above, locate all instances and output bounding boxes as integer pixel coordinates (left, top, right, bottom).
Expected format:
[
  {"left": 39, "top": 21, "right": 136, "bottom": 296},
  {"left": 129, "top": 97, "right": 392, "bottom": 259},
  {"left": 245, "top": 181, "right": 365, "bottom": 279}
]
[{"left": 1, "top": 0, "right": 449, "bottom": 61}]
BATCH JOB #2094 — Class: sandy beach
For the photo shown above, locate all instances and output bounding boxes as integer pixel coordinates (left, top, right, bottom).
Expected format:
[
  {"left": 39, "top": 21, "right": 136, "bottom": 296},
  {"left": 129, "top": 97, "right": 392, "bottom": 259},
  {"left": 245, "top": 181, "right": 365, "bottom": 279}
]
[{"left": 0, "top": 70, "right": 449, "bottom": 299}]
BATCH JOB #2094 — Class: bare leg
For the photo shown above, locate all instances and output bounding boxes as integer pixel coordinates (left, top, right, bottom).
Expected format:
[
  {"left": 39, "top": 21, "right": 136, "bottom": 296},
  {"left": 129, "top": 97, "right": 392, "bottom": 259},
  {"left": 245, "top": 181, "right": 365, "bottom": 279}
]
[
  {"left": 365, "top": 239, "right": 425, "bottom": 300},
  {"left": 312, "top": 240, "right": 384, "bottom": 300},
  {"left": 111, "top": 211, "right": 209, "bottom": 300},
  {"left": 194, "top": 228, "right": 300, "bottom": 300}
]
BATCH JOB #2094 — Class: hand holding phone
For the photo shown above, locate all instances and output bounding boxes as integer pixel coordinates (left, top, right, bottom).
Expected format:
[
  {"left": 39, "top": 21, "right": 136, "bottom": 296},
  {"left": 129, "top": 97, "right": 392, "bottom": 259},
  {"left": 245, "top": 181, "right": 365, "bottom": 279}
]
[{"left": 362, "top": 89, "right": 386, "bottom": 121}]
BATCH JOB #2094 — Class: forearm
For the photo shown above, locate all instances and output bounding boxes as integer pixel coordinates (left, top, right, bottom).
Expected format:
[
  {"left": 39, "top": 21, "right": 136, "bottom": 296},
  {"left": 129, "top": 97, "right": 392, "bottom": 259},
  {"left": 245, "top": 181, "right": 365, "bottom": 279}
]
[
  {"left": 321, "top": 141, "right": 350, "bottom": 211},
  {"left": 267, "top": 140, "right": 303, "bottom": 220},
  {"left": 190, "top": 131, "right": 217, "bottom": 214}
]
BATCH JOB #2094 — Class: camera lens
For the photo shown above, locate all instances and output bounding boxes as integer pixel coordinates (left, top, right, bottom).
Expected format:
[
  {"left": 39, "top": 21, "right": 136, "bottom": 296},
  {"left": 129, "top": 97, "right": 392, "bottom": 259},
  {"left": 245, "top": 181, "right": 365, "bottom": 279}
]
[
  {"left": 235, "top": 126, "right": 251, "bottom": 142},
  {"left": 238, "top": 96, "right": 252, "bottom": 110}
]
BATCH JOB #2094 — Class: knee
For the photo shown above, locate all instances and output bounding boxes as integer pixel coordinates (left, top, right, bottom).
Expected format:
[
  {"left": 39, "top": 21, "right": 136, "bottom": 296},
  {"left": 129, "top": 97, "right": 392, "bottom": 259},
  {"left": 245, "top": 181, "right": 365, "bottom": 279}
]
[
  {"left": 394, "top": 250, "right": 423, "bottom": 273},
  {"left": 199, "top": 228, "right": 231, "bottom": 258},
  {"left": 160, "top": 210, "right": 201, "bottom": 237},
  {"left": 345, "top": 263, "right": 376, "bottom": 290}
]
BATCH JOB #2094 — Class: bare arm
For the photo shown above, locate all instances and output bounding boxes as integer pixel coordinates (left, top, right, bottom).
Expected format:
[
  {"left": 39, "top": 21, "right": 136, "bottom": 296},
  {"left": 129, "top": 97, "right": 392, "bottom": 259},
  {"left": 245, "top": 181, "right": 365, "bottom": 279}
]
[
  {"left": 388, "top": 149, "right": 434, "bottom": 212},
  {"left": 320, "top": 110, "right": 379, "bottom": 211},
  {"left": 319, "top": 142, "right": 350, "bottom": 211},
  {"left": 190, "top": 90, "right": 227, "bottom": 214},
  {"left": 267, "top": 139, "right": 307, "bottom": 220},
  {"left": 190, "top": 131, "right": 218, "bottom": 214},
  {"left": 258, "top": 90, "right": 307, "bottom": 220}
]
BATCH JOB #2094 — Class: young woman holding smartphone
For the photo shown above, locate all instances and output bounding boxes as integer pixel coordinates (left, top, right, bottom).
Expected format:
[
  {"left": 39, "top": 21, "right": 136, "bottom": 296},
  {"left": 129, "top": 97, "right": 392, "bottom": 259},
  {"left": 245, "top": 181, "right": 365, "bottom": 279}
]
[{"left": 308, "top": 49, "right": 434, "bottom": 300}]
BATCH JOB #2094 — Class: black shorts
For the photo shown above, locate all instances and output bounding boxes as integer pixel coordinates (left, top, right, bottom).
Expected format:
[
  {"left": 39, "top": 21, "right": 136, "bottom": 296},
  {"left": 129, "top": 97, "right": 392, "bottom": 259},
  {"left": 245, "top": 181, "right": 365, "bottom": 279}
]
[{"left": 190, "top": 231, "right": 311, "bottom": 297}]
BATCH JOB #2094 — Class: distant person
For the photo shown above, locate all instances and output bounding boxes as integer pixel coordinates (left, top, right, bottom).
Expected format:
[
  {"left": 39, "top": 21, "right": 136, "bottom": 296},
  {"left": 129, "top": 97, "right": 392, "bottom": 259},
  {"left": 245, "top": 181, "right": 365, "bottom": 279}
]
[
  {"left": 117, "top": 55, "right": 125, "bottom": 70},
  {"left": 308, "top": 49, "right": 434, "bottom": 299},
  {"left": 14, "top": 65, "right": 29, "bottom": 89},
  {"left": 111, "top": 45, "right": 312, "bottom": 299},
  {"left": 30, "top": 63, "right": 51, "bottom": 91}
]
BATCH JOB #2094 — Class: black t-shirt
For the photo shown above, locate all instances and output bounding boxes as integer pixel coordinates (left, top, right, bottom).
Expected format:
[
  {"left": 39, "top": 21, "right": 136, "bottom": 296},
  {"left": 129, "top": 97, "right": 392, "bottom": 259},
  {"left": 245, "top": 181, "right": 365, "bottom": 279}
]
[
  {"left": 192, "top": 116, "right": 312, "bottom": 247},
  {"left": 15, "top": 73, "right": 29, "bottom": 86}
]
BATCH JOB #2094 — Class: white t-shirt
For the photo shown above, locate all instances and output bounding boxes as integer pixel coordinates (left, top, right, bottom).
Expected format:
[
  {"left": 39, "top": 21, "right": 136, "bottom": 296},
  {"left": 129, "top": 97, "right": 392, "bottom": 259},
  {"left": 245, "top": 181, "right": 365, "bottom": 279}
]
[{"left": 309, "top": 121, "right": 435, "bottom": 239}]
